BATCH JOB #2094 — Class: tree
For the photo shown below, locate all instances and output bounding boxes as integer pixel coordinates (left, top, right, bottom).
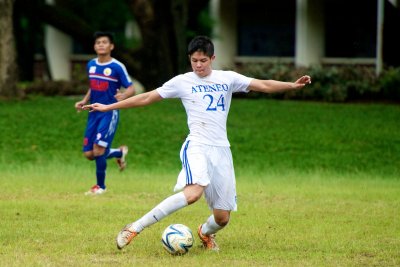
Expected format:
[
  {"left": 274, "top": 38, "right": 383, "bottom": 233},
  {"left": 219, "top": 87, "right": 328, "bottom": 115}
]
[
  {"left": 12, "top": 0, "right": 210, "bottom": 91},
  {"left": 0, "top": 0, "right": 20, "bottom": 98},
  {"left": 38, "top": 0, "right": 188, "bottom": 89},
  {"left": 124, "top": 0, "right": 188, "bottom": 87}
]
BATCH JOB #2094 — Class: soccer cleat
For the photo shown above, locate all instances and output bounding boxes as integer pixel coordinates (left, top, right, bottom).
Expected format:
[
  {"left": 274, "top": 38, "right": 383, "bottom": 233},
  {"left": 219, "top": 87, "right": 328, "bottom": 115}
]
[
  {"left": 84, "top": 185, "right": 106, "bottom": 195},
  {"left": 197, "top": 224, "right": 219, "bottom": 251},
  {"left": 116, "top": 145, "right": 128, "bottom": 171},
  {"left": 116, "top": 223, "right": 138, "bottom": 249}
]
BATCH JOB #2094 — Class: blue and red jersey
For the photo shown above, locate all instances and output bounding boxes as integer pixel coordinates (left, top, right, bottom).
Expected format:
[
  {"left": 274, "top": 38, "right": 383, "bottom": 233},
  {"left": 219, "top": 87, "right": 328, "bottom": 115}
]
[{"left": 87, "top": 58, "right": 133, "bottom": 105}]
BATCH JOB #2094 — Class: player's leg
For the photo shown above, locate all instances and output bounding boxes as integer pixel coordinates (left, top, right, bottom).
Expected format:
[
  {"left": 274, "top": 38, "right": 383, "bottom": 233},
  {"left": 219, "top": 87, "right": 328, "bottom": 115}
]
[
  {"left": 82, "top": 113, "right": 97, "bottom": 161},
  {"left": 84, "top": 143, "right": 107, "bottom": 195},
  {"left": 98, "top": 110, "right": 128, "bottom": 171},
  {"left": 116, "top": 140, "right": 208, "bottom": 249},
  {"left": 103, "top": 146, "right": 128, "bottom": 171},
  {"left": 202, "top": 209, "right": 230, "bottom": 233},
  {"left": 133, "top": 184, "right": 203, "bottom": 232},
  {"left": 107, "top": 145, "right": 128, "bottom": 171},
  {"left": 93, "top": 143, "right": 107, "bottom": 190},
  {"left": 116, "top": 184, "right": 205, "bottom": 249},
  {"left": 82, "top": 114, "right": 105, "bottom": 194},
  {"left": 116, "top": 191, "right": 189, "bottom": 249},
  {"left": 198, "top": 145, "right": 236, "bottom": 250},
  {"left": 106, "top": 147, "right": 123, "bottom": 159},
  {"left": 83, "top": 151, "right": 94, "bottom": 160},
  {"left": 85, "top": 111, "right": 118, "bottom": 195},
  {"left": 198, "top": 209, "right": 230, "bottom": 251},
  {"left": 106, "top": 145, "right": 128, "bottom": 171}
]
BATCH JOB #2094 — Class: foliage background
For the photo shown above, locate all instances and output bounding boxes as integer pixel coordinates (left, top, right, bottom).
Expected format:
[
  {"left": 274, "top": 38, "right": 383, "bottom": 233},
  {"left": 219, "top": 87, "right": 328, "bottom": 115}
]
[{"left": 19, "top": 64, "right": 400, "bottom": 103}]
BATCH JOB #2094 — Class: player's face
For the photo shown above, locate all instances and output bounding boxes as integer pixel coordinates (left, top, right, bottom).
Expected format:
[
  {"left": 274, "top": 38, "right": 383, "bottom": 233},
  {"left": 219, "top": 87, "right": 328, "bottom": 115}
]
[
  {"left": 94, "top": 37, "right": 114, "bottom": 56},
  {"left": 190, "top": 51, "right": 215, "bottom": 78}
]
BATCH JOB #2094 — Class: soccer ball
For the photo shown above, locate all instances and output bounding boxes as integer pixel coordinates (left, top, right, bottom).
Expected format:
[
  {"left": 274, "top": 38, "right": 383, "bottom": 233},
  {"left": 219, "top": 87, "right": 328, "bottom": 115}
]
[{"left": 161, "top": 224, "right": 194, "bottom": 255}]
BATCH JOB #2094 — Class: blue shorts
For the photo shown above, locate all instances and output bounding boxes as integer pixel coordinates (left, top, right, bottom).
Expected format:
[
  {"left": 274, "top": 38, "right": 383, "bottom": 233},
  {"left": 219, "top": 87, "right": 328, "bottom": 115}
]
[{"left": 83, "top": 110, "right": 119, "bottom": 152}]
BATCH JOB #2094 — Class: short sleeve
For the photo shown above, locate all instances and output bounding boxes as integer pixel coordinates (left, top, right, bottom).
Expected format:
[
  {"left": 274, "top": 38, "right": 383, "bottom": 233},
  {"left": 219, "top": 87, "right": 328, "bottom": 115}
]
[
  {"left": 156, "top": 75, "right": 183, "bottom": 99},
  {"left": 117, "top": 64, "right": 133, "bottom": 88},
  {"left": 229, "top": 71, "right": 253, "bottom": 93}
]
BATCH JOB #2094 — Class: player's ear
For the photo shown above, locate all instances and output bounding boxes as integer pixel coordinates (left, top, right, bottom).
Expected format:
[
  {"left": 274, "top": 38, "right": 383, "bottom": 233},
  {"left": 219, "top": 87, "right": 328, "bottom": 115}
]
[{"left": 110, "top": 43, "right": 115, "bottom": 51}]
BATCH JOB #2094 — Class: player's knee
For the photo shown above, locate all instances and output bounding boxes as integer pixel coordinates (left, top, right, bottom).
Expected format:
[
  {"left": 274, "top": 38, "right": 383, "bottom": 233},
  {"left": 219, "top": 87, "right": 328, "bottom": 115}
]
[
  {"left": 215, "top": 216, "right": 230, "bottom": 227},
  {"left": 92, "top": 151, "right": 105, "bottom": 157},
  {"left": 185, "top": 193, "right": 202, "bottom": 204},
  {"left": 214, "top": 212, "right": 230, "bottom": 227},
  {"left": 83, "top": 152, "right": 94, "bottom": 160},
  {"left": 183, "top": 184, "right": 204, "bottom": 205},
  {"left": 92, "top": 145, "right": 106, "bottom": 157}
]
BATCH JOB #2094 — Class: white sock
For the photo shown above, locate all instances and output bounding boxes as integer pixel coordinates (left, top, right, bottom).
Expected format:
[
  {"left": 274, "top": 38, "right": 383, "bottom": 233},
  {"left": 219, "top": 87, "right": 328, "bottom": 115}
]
[
  {"left": 130, "top": 192, "right": 188, "bottom": 233},
  {"left": 108, "top": 148, "right": 120, "bottom": 154},
  {"left": 201, "top": 215, "right": 224, "bottom": 235}
]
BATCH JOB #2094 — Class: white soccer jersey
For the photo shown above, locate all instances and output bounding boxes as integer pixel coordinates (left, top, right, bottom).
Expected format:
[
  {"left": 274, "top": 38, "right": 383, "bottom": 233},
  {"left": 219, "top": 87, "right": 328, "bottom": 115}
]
[{"left": 156, "top": 70, "right": 252, "bottom": 146}]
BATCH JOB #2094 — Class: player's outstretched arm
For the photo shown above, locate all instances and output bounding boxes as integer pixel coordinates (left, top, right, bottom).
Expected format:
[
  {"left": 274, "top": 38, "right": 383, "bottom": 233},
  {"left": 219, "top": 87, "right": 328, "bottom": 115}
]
[
  {"left": 248, "top": 75, "right": 311, "bottom": 94},
  {"left": 84, "top": 89, "right": 163, "bottom": 112}
]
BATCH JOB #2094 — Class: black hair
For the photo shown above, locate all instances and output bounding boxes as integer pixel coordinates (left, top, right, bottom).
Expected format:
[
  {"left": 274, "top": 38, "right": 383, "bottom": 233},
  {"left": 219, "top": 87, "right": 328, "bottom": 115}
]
[
  {"left": 187, "top": 36, "right": 214, "bottom": 57},
  {"left": 93, "top": 31, "right": 115, "bottom": 44}
]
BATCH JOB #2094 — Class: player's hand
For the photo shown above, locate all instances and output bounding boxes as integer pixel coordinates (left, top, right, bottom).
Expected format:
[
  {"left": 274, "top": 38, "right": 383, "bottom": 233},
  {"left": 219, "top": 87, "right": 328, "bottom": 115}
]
[
  {"left": 75, "top": 101, "right": 86, "bottom": 112},
  {"left": 114, "top": 89, "right": 125, "bottom": 101},
  {"left": 83, "top": 103, "right": 108, "bottom": 112},
  {"left": 295, "top": 75, "right": 312, "bottom": 85}
]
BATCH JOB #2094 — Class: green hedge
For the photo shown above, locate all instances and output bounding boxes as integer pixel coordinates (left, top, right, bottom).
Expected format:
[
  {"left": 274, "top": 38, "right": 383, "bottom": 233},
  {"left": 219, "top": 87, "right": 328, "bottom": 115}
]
[
  {"left": 237, "top": 63, "right": 400, "bottom": 102},
  {"left": 19, "top": 64, "right": 400, "bottom": 102}
]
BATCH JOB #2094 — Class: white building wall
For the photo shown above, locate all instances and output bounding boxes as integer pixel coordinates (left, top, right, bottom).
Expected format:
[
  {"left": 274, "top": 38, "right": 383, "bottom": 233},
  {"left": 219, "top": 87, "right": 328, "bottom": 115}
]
[
  {"left": 295, "top": 0, "right": 324, "bottom": 67},
  {"left": 44, "top": 0, "right": 72, "bottom": 80},
  {"left": 210, "top": 0, "right": 237, "bottom": 69}
]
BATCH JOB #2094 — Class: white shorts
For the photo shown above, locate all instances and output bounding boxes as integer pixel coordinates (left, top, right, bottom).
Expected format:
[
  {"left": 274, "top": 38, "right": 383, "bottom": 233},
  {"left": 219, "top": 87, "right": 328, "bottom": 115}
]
[{"left": 174, "top": 140, "right": 237, "bottom": 211}]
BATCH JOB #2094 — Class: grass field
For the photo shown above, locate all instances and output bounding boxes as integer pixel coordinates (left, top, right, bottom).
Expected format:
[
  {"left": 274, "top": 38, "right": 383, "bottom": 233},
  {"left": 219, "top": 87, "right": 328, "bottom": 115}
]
[{"left": 0, "top": 96, "right": 399, "bottom": 266}]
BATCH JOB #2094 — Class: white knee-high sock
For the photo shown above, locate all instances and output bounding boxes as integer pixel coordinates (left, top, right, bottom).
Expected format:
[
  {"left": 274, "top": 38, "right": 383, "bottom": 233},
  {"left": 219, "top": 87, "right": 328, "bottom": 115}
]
[
  {"left": 130, "top": 192, "right": 188, "bottom": 233},
  {"left": 201, "top": 215, "right": 224, "bottom": 235}
]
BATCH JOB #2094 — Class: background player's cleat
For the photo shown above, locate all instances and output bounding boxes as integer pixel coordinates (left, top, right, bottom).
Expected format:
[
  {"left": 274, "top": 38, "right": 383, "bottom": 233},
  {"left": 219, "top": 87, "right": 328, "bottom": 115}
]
[
  {"left": 116, "top": 145, "right": 128, "bottom": 171},
  {"left": 116, "top": 223, "right": 138, "bottom": 249},
  {"left": 197, "top": 224, "right": 219, "bottom": 251},
  {"left": 84, "top": 185, "right": 106, "bottom": 195}
]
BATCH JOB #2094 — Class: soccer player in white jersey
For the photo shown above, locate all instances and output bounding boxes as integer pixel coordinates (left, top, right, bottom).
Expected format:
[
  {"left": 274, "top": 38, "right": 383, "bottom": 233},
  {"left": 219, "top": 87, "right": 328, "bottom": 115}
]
[{"left": 84, "top": 36, "right": 311, "bottom": 250}]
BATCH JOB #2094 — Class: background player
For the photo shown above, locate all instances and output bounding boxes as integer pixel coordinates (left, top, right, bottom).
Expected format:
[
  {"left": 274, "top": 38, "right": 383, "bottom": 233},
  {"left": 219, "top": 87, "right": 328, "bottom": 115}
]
[
  {"left": 75, "top": 31, "right": 135, "bottom": 195},
  {"left": 84, "top": 36, "right": 311, "bottom": 249}
]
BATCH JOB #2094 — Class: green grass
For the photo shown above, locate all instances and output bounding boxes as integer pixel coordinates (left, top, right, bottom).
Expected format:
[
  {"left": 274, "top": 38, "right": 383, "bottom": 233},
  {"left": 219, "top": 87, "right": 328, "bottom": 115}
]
[
  {"left": 0, "top": 96, "right": 399, "bottom": 266},
  {"left": 1, "top": 96, "right": 399, "bottom": 176}
]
